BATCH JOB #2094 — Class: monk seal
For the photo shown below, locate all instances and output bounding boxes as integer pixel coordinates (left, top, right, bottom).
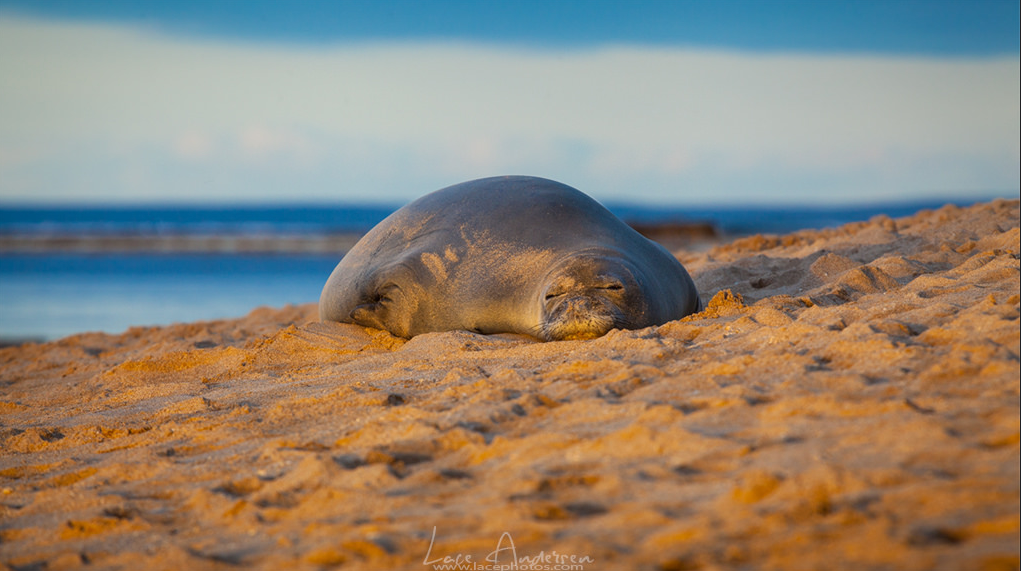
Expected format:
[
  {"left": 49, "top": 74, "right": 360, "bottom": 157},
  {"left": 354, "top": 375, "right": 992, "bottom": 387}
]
[{"left": 319, "top": 176, "right": 701, "bottom": 341}]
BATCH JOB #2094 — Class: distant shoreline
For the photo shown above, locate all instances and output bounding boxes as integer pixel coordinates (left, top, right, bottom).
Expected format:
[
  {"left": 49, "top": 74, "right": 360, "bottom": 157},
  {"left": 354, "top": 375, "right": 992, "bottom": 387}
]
[
  {"left": 0, "top": 233, "right": 364, "bottom": 254},
  {"left": 0, "top": 221, "right": 722, "bottom": 254},
  {"left": 1, "top": 197, "right": 1003, "bottom": 248}
]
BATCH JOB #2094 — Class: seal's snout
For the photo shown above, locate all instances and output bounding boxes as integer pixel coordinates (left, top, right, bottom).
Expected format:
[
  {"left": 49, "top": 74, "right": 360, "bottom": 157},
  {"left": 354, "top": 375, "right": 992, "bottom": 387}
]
[
  {"left": 557, "top": 295, "right": 601, "bottom": 318},
  {"left": 545, "top": 292, "right": 603, "bottom": 317},
  {"left": 541, "top": 294, "right": 621, "bottom": 341}
]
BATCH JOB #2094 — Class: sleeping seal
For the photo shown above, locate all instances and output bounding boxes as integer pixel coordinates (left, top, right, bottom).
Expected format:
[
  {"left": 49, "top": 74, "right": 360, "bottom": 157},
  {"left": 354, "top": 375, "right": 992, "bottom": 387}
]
[{"left": 319, "top": 176, "right": 701, "bottom": 341}]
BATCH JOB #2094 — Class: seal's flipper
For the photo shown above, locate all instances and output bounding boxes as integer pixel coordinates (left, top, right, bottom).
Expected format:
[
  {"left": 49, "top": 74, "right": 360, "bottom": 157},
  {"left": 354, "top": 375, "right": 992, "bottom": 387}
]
[
  {"left": 347, "top": 281, "right": 413, "bottom": 337},
  {"left": 350, "top": 302, "right": 389, "bottom": 331}
]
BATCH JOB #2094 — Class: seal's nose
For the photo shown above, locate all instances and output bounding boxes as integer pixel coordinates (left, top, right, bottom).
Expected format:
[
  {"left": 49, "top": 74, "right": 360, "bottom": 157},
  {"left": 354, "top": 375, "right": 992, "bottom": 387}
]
[
  {"left": 559, "top": 296, "right": 598, "bottom": 316},
  {"left": 542, "top": 294, "right": 617, "bottom": 341}
]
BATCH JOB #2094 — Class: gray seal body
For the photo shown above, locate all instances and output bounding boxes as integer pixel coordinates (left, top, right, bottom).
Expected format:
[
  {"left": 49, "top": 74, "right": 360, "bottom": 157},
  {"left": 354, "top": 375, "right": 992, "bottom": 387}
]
[{"left": 319, "top": 176, "right": 701, "bottom": 341}]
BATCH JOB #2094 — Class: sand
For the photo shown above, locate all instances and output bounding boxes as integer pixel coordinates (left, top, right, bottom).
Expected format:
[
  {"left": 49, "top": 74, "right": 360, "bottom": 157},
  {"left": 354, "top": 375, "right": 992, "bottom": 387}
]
[{"left": 1, "top": 199, "right": 1018, "bottom": 571}]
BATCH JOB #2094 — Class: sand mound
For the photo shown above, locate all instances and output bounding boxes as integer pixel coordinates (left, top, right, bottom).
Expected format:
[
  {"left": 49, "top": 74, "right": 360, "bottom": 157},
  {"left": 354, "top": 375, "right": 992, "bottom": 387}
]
[{"left": 2, "top": 200, "right": 1018, "bottom": 570}]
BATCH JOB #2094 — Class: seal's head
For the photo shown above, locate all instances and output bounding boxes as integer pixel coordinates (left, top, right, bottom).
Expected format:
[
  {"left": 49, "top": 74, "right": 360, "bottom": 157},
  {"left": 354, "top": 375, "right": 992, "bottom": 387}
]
[{"left": 538, "top": 251, "right": 650, "bottom": 341}]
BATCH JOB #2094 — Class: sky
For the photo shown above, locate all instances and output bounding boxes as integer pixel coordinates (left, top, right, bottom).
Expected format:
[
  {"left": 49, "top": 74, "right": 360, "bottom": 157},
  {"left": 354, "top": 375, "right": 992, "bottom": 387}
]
[{"left": 0, "top": 0, "right": 1018, "bottom": 206}]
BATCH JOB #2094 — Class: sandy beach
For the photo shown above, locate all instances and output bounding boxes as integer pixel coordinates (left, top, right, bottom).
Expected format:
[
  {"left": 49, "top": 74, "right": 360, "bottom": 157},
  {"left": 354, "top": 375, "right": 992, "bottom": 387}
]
[{"left": 1, "top": 199, "right": 1018, "bottom": 570}]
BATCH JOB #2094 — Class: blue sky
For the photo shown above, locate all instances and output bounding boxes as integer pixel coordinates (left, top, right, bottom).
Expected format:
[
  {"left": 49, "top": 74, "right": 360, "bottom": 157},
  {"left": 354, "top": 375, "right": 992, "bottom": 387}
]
[
  {"left": 0, "top": 0, "right": 1018, "bottom": 205},
  {"left": 5, "top": 0, "right": 1019, "bottom": 54}
]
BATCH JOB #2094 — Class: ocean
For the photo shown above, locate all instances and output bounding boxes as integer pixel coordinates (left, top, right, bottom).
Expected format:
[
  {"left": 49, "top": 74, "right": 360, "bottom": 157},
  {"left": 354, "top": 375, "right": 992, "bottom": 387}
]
[{"left": 0, "top": 199, "right": 977, "bottom": 342}]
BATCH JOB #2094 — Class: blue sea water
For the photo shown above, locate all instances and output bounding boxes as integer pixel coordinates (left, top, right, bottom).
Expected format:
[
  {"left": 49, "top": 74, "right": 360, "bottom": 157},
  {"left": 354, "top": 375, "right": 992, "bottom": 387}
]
[
  {"left": 0, "top": 201, "right": 963, "bottom": 238},
  {"left": 0, "top": 205, "right": 398, "bottom": 237},
  {"left": 0, "top": 253, "right": 338, "bottom": 341},
  {"left": 0, "top": 199, "right": 984, "bottom": 341}
]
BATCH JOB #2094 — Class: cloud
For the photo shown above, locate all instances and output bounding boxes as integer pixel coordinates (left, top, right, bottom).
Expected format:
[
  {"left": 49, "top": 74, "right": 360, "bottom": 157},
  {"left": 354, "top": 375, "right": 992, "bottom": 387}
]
[
  {"left": 0, "top": 14, "right": 1017, "bottom": 204},
  {"left": 173, "top": 130, "right": 215, "bottom": 160}
]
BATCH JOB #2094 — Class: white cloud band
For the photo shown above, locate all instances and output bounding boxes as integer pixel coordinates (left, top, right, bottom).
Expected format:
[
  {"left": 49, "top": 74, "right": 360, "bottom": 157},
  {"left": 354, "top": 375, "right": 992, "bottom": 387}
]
[{"left": 1, "top": 14, "right": 1018, "bottom": 204}]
